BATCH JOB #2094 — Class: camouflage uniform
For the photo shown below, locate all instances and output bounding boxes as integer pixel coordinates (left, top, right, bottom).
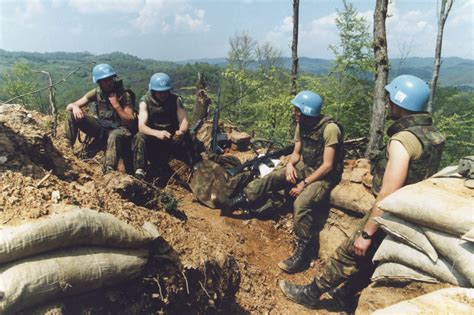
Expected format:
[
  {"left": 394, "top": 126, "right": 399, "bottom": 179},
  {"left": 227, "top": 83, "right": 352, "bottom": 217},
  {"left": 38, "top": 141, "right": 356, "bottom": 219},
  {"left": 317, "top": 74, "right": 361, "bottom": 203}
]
[
  {"left": 244, "top": 116, "right": 344, "bottom": 241},
  {"left": 132, "top": 92, "right": 194, "bottom": 170},
  {"left": 313, "top": 113, "right": 445, "bottom": 294},
  {"left": 64, "top": 79, "right": 135, "bottom": 170}
]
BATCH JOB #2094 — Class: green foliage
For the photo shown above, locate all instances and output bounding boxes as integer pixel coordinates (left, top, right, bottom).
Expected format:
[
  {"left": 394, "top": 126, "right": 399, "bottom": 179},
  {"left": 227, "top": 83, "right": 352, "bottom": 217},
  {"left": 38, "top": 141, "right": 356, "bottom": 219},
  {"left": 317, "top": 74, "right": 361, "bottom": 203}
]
[
  {"left": 433, "top": 87, "right": 474, "bottom": 167},
  {"left": 329, "top": 0, "right": 374, "bottom": 77},
  {"left": 1, "top": 61, "right": 46, "bottom": 111}
]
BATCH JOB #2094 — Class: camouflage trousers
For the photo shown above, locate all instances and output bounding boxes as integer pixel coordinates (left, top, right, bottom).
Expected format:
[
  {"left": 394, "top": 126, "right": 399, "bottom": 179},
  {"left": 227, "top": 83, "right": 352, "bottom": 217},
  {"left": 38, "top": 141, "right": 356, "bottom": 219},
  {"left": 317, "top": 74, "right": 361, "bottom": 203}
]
[
  {"left": 244, "top": 161, "right": 334, "bottom": 241},
  {"left": 64, "top": 113, "right": 132, "bottom": 170},
  {"left": 132, "top": 132, "right": 194, "bottom": 171},
  {"left": 313, "top": 212, "right": 386, "bottom": 294}
]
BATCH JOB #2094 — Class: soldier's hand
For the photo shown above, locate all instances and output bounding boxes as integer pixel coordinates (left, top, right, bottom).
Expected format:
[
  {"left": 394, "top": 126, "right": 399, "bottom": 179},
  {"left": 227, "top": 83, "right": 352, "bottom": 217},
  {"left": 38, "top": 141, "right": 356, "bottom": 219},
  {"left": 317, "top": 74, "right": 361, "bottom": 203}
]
[
  {"left": 289, "top": 182, "right": 304, "bottom": 198},
  {"left": 72, "top": 104, "right": 85, "bottom": 120},
  {"left": 108, "top": 93, "right": 120, "bottom": 108},
  {"left": 174, "top": 130, "right": 184, "bottom": 141},
  {"left": 353, "top": 235, "right": 371, "bottom": 257},
  {"left": 286, "top": 163, "right": 298, "bottom": 184},
  {"left": 154, "top": 130, "right": 172, "bottom": 140}
]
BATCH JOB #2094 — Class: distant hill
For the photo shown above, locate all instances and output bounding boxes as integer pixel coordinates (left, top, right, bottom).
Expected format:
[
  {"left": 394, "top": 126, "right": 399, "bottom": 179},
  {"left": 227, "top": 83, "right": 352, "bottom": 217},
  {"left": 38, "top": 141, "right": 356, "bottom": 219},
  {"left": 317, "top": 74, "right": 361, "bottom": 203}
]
[
  {"left": 0, "top": 50, "right": 472, "bottom": 105},
  {"left": 178, "top": 56, "right": 474, "bottom": 88}
]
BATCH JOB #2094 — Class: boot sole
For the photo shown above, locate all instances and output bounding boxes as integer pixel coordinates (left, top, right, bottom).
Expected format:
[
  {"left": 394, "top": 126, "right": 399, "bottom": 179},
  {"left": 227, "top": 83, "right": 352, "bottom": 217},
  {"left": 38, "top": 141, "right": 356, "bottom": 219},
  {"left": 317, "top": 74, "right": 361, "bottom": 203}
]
[
  {"left": 277, "top": 261, "right": 310, "bottom": 274},
  {"left": 278, "top": 281, "right": 318, "bottom": 309}
]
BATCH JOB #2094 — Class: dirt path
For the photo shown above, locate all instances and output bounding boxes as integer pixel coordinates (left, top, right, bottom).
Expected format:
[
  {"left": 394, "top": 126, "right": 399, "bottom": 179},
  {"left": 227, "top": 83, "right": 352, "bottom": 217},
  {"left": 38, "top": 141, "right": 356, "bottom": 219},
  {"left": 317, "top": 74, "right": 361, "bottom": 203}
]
[{"left": 173, "top": 186, "right": 358, "bottom": 314}]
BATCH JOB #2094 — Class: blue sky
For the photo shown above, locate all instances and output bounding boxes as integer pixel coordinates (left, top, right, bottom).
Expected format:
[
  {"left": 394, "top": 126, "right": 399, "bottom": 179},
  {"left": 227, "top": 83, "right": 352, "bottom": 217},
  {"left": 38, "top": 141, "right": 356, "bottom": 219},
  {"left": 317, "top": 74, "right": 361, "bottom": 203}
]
[{"left": 1, "top": 0, "right": 473, "bottom": 61}]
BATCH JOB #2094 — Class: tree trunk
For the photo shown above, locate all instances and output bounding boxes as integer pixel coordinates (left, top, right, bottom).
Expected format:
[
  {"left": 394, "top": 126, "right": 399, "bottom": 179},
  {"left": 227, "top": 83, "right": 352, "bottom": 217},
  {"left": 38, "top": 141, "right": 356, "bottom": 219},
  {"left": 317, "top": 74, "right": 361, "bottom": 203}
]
[
  {"left": 427, "top": 0, "right": 454, "bottom": 113},
  {"left": 365, "top": 0, "right": 389, "bottom": 158},
  {"left": 291, "top": 0, "right": 299, "bottom": 96},
  {"left": 192, "top": 72, "right": 211, "bottom": 123}
]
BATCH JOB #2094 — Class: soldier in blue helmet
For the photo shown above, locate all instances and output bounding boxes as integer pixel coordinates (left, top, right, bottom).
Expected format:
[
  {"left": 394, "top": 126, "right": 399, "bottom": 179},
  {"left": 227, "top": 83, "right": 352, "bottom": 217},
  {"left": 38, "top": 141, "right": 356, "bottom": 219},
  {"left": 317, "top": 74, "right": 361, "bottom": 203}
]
[
  {"left": 279, "top": 75, "right": 445, "bottom": 310},
  {"left": 218, "top": 90, "right": 345, "bottom": 274},
  {"left": 64, "top": 64, "right": 136, "bottom": 173},
  {"left": 132, "top": 73, "right": 195, "bottom": 179}
]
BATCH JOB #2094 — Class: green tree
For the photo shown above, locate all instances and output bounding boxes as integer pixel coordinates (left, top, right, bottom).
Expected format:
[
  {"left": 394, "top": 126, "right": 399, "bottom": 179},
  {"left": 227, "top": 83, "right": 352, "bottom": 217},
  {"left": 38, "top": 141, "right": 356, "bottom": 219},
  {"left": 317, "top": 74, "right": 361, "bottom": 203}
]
[
  {"left": 319, "top": 0, "right": 375, "bottom": 147},
  {"left": 433, "top": 87, "right": 474, "bottom": 167},
  {"left": 1, "top": 61, "right": 45, "bottom": 111}
]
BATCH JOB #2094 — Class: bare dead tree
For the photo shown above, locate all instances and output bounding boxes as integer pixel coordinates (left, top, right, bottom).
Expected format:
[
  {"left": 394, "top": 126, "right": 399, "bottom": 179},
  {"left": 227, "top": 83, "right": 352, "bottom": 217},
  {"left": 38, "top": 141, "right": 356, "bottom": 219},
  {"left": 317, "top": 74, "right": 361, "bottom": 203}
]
[
  {"left": 365, "top": 0, "right": 389, "bottom": 158},
  {"left": 291, "top": 0, "right": 299, "bottom": 96},
  {"left": 192, "top": 72, "right": 211, "bottom": 123},
  {"left": 427, "top": 0, "right": 454, "bottom": 113},
  {"left": 36, "top": 71, "right": 58, "bottom": 137}
]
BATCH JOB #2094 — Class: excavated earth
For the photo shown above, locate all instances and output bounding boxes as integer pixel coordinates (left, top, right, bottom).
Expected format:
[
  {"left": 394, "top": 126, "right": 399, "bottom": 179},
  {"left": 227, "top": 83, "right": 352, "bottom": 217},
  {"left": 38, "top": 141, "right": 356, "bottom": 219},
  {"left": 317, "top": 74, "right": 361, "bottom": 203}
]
[{"left": 0, "top": 104, "right": 449, "bottom": 314}]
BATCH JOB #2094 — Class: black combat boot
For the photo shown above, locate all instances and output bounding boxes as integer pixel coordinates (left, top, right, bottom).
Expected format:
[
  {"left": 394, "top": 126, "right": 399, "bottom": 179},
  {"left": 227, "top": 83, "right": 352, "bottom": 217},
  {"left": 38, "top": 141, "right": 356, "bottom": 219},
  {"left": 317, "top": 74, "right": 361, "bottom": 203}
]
[
  {"left": 278, "top": 237, "right": 311, "bottom": 273},
  {"left": 215, "top": 192, "right": 249, "bottom": 216},
  {"left": 279, "top": 280, "right": 322, "bottom": 309}
]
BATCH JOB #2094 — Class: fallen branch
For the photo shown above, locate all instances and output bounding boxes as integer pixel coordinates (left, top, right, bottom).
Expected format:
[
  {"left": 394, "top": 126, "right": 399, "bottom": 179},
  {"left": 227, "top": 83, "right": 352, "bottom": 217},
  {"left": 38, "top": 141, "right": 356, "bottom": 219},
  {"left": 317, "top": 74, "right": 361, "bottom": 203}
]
[{"left": 36, "top": 170, "right": 53, "bottom": 188}]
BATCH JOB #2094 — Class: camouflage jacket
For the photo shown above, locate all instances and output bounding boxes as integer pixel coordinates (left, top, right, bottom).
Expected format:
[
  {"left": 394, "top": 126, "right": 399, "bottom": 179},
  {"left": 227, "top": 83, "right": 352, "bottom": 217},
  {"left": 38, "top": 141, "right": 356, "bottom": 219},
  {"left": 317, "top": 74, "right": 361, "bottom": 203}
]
[
  {"left": 371, "top": 113, "right": 445, "bottom": 195},
  {"left": 300, "top": 115, "right": 345, "bottom": 183}
]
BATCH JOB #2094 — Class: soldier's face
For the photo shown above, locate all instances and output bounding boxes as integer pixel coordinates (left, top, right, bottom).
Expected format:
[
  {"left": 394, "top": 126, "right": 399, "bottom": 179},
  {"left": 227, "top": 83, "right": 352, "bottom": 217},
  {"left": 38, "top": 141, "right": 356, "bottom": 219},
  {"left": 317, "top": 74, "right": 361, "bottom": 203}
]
[
  {"left": 153, "top": 90, "right": 170, "bottom": 102},
  {"left": 386, "top": 100, "right": 401, "bottom": 120},
  {"left": 98, "top": 77, "right": 114, "bottom": 93},
  {"left": 293, "top": 107, "right": 301, "bottom": 123}
]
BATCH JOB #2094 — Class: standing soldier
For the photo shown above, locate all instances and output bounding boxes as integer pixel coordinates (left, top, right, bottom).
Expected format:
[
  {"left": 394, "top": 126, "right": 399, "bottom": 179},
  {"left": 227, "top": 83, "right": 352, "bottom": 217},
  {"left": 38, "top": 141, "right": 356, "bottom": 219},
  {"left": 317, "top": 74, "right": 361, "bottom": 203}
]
[
  {"left": 64, "top": 63, "right": 136, "bottom": 173},
  {"left": 132, "top": 72, "right": 194, "bottom": 179},
  {"left": 218, "top": 90, "right": 345, "bottom": 274},
  {"left": 279, "top": 75, "right": 445, "bottom": 309}
]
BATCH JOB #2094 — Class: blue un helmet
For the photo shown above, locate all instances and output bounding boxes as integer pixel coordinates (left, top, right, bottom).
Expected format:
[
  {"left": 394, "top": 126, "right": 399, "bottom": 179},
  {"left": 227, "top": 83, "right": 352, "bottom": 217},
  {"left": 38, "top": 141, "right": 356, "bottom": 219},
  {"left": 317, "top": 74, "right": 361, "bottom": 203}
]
[
  {"left": 92, "top": 64, "right": 116, "bottom": 83},
  {"left": 149, "top": 73, "right": 172, "bottom": 92},
  {"left": 291, "top": 90, "right": 323, "bottom": 117},
  {"left": 385, "top": 75, "right": 430, "bottom": 112}
]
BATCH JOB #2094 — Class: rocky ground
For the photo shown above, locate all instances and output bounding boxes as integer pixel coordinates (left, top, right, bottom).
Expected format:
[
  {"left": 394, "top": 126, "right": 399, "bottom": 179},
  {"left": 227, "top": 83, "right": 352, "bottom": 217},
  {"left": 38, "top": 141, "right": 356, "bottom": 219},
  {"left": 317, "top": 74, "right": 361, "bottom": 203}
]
[{"left": 0, "top": 104, "right": 448, "bottom": 314}]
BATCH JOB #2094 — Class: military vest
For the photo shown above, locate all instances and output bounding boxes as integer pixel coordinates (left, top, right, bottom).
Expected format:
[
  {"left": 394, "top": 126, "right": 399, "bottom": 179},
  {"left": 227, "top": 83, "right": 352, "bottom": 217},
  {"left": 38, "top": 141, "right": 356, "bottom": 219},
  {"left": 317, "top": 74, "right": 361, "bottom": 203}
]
[
  {"left": 94, "top": 79, "right": 132, "bottom": 128},
  {"left": 141, "top": 92, "right": 180, "bottom": 132},
  {"left": 371, "top": 113, "right": 445, "bottom": 195},
  {"left": 300, "top": 115, "right": 345, "bottom": 183}
]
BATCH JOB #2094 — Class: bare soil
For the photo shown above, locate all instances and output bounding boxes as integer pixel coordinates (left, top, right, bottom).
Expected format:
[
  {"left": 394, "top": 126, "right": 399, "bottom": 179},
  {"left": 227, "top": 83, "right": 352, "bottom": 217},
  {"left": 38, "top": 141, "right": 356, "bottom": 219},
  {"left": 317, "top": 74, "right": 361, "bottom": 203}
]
[{"left": 0, "top": 105, "right": 447, "bottom": 314}]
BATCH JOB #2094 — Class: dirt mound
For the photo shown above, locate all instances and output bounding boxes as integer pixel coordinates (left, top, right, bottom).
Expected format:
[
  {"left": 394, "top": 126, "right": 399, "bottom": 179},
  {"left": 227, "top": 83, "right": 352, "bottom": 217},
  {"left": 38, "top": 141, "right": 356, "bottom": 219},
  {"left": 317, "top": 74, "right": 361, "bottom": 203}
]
[{"left": 0, "top": 104, "right": 447, "bottom": 313}]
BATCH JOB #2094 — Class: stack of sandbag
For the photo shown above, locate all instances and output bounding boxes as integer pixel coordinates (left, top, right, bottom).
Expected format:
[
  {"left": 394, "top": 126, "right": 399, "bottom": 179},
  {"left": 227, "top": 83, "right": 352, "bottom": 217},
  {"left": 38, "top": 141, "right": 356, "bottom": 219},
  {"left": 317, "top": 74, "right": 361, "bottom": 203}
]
[
  {"left": 371, "top": 168, "right": 474, "bottom": 288},
  {"left": 0, "top": 208, "right": 154, "bottom": 314},
  {"left": 373, "top": 287, "right": 474, "bottom": 314}
]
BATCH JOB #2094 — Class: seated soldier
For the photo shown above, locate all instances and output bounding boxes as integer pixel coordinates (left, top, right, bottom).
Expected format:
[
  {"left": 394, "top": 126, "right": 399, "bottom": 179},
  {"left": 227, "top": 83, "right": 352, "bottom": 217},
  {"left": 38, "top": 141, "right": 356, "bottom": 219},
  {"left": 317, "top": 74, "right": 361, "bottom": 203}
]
[
  {"left": 279, "top": 75, "right": 446, "bottom": 310},
  {"left": 132, "top": 72, "right": 195, "bottom": 179},
  {"left": 218, "top": 90, "right": 345, "bottom": 274},
  {"left": 64, "top": 63, "right": 136, "bottom": 173}
]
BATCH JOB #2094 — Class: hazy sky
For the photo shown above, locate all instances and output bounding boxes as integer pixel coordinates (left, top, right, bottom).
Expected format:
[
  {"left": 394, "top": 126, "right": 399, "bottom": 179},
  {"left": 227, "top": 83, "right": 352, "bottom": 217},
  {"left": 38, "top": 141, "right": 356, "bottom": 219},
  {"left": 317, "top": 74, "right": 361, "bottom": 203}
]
[{"left": 1, "top": 0, "right": 473, "bottom": 61}]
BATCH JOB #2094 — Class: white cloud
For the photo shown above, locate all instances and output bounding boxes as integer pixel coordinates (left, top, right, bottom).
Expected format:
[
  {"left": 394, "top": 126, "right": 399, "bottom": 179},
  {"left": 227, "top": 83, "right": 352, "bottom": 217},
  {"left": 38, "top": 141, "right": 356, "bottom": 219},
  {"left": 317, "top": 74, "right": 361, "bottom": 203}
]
[
  {"left": 10, "top": 0, "right": 45, "bottom": 28},
  {"left": 51, "top": 0, "right": 62, "bottom": 9},
  {"left": 449, "top": 0, "right": 473, "bottom": 26},
  {"left": 386, "top": 2, "right": 436, "bottom": 58},
  {"left": 69, "top": 23, "right": 82, "bottom": 35},
  {"left": 68, "top": 0, "right": 142, "bottom": 14},
  {"left": 132, "top": 0, "right": 208, "bottom": 34},
  {"left": 175, "top": 9, "right": 209, "bottom": 32}
]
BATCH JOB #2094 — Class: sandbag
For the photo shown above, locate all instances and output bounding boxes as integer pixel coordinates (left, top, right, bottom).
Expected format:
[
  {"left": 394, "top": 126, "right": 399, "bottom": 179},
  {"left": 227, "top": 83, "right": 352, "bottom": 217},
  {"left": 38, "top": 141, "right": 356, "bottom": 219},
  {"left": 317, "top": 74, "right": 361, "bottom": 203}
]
[
  {"left": 378, "top": 182, "right": 473, "bottom": 237},
  {"left": 374, "top": 213, "right": 438, "bottom": 262},
  {"left": 373, "top": 287, "right": 474, "bottom": 315},
  {"left": 0, "top": 208, "right": 153, "bottom": 264},
  {"left": 0, "top": 247, "right": 148, "bottom": 314},
  {"left": 371, "top": 262, "right": 439, "bottom": 284},
  {"left": 422, "top": 227, "right": 474, "bottom": 286},
  {"left": 373, "top": 236, "right": 469, "bottom": 287},
  {"left": 463, "top": 229, "right": 474, "bottom": 242},
  {"left": 330, "top": 181, "right": 375, "bottom": 215}
]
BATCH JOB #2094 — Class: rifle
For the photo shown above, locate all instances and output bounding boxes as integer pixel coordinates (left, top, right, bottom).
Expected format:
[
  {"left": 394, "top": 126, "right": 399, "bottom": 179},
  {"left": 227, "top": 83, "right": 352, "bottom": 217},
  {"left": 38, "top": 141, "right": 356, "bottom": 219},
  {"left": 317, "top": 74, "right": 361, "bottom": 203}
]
[
  {"left": 226, "top": 144, "right": 294, "bottom": 177},
  {"left": 211, "top": 89, "right": 228, "bottom": 154}
]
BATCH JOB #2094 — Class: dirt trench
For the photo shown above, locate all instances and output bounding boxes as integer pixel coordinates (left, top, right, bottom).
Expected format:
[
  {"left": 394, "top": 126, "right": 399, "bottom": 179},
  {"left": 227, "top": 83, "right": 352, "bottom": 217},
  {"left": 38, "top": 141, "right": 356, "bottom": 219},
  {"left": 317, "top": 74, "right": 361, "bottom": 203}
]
[{"left": 0, "top": 105, "right": 446, "bottom": 314}]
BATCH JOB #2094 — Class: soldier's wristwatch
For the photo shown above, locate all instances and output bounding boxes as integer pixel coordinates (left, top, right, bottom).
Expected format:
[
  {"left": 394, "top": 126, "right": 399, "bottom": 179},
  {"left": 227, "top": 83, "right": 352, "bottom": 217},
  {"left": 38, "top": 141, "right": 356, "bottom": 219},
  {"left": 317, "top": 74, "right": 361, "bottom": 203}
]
[{"left": 361, "top": 231, "right": 373, "bottom": 240}]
